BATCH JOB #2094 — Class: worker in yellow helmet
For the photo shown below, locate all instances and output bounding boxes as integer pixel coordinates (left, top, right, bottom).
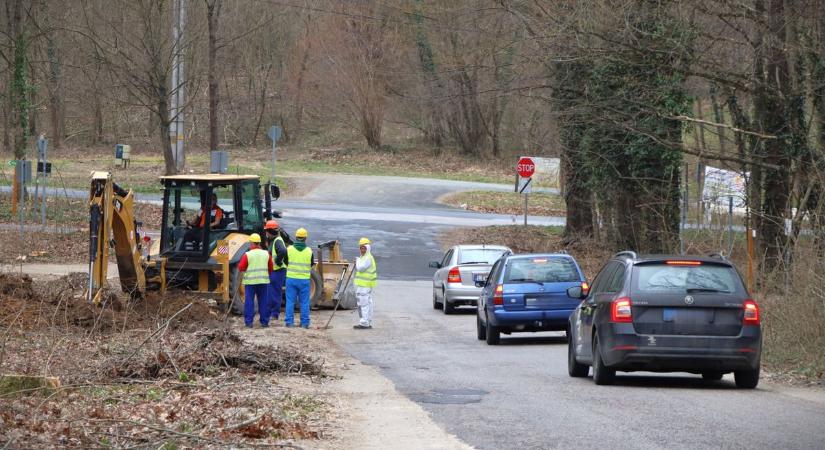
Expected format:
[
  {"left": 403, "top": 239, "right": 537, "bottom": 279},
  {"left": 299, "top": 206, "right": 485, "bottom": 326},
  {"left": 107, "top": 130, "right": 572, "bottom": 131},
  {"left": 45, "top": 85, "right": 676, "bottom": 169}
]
[
  {"left": 239, "top": 233, "right": 273, "bottom": 328},
  {"left": 353, "top": 237, "right": 377, "bottom": 329},
  {"left": 285, "top": 227, "right": 314, "bottom": 328}
]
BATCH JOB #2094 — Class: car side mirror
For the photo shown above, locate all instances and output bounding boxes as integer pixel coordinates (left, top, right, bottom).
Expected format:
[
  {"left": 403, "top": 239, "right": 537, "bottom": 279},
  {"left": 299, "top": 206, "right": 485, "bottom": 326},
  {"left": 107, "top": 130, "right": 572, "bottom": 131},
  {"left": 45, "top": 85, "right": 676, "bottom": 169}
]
[
  {"left": 567, "top": 286, "right": 583, "bottom": 299},
  {"left": 429, "top": 261, "right": 441, "bottom": 269},
  {"left": 270, "top": 184, "right": 281, "bottom": 200}
]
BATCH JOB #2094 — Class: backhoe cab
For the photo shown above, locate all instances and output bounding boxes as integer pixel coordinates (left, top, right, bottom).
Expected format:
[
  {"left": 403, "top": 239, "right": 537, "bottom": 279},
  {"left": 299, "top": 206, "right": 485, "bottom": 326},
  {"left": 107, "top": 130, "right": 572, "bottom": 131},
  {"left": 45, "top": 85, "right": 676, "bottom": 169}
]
[{"left": 89, "top": 172, "right": 282, "bottom": 310}]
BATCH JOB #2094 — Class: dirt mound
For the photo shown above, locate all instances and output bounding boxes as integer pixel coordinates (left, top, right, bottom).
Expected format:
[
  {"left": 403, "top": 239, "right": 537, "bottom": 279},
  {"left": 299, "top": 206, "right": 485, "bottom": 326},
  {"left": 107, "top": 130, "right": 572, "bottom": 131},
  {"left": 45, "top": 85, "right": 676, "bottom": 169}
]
[
  {"left": 0, "top": 273, "right": 35, "bottom": 298},
  {"left": 112, "top": 328, "right": 326, "bottom": 379},
  {"left": 0, "top": 272, "right": 223, "bottom": 332}
]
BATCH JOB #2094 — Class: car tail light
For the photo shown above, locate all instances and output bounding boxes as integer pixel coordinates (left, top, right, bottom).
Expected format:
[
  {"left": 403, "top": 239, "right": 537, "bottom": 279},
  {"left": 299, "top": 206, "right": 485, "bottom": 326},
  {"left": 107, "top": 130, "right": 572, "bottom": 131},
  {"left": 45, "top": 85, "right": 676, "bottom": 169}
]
[
  {"left": 581, "top": 281, "right": 590, "bottom": 296},
  {"left": 447, "top": 267, "right": 461, "bottom": 283},
  {"left": 743, "top": 299, "right": 760, "bottom": 325},
  {"left": 493, "top": 284, "right": 504, "bottom": 305},
  {"left": 666, "top": 260, "right": 702, "bottom": 265},
  {"left": 610, "top": 297, "right": 632, "bottom": 323}
]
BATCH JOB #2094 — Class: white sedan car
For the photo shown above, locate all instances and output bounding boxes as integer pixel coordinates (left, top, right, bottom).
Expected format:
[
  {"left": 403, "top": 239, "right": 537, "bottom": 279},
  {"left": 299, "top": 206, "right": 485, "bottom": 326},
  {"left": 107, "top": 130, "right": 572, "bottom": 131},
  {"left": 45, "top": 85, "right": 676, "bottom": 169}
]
[{"left": 429, "top": 245, "right": 511, "bottom": 314}]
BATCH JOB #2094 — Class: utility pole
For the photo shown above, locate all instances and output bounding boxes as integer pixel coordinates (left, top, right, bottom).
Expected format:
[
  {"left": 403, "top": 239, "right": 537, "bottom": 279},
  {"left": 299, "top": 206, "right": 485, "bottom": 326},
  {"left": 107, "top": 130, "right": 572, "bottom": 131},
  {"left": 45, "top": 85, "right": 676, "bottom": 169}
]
[{"left": 170, "top": 0, "right": 187, "bottom": 172}]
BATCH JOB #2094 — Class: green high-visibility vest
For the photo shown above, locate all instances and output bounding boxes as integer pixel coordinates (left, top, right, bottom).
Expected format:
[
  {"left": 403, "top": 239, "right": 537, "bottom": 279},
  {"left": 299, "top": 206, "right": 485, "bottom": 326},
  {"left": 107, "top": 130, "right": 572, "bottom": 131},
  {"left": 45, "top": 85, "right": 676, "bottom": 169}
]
[
  {"left": 287, "top": 246, "right": 312, "bottom": 280},
  {"left": 243, "top": 248, "right": 270, "bottom": 285},
  {"left": 354, "top": 253, "right": 377, "bottom": 288},
  {"left": 271, "top": 236, "right": 286, "bottom": 270}
]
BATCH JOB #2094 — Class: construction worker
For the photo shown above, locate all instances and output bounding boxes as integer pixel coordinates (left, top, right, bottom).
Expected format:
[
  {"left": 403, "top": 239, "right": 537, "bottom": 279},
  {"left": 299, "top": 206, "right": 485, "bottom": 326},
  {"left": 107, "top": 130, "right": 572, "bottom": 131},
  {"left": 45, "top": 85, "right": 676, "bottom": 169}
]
[
  {"left": 239, "top": 233, "right": 273, "bottom": 328},
  {"left": 184, "top": 193, "right": 224, "bottom": 244},
  {"left": 264, "top": 219, "right": 287, "bottom": 321},
  {"left": 285, "top": 227, "right": 314, "bottom": 328},
  {"left": 353, "top": 237, "right": 377, "bottom": 329}
]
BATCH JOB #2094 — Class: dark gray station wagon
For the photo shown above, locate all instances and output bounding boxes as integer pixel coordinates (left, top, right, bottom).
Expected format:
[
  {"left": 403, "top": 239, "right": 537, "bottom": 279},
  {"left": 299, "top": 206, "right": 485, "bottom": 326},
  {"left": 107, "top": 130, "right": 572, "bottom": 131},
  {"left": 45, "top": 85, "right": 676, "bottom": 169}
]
[{"left": 567, "top": 252, "right": 762, "bottom": 388}]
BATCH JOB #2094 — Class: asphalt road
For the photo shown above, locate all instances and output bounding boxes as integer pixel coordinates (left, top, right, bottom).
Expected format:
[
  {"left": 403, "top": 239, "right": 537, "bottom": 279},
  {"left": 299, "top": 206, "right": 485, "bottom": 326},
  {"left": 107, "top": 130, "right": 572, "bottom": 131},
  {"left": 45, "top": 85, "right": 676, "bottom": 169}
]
[{"left": 328, "top": 280, "right": 825, "bottom": 450}]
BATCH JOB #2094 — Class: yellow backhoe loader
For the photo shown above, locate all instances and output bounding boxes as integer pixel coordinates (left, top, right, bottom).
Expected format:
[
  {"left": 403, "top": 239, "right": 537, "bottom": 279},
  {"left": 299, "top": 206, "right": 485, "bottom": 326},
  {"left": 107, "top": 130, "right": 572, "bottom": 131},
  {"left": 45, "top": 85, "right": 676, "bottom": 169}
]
[{"left": 88, "top": 171, "right": 353, "bottom": 313}]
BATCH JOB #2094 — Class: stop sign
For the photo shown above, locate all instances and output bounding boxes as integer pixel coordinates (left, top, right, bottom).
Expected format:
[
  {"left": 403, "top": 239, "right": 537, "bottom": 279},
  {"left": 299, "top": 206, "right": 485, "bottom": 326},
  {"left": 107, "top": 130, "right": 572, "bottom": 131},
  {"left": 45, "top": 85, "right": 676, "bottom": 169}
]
[{"left": 516, "top": 157, "right": 535, "bottom": 178}]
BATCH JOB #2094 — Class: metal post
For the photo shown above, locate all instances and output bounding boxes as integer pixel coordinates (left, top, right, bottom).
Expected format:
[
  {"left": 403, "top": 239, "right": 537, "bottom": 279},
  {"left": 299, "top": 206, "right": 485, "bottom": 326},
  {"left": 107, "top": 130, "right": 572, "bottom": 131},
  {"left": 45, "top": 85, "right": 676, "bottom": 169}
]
[
  {"left": 271, "top": 138, "right": 276, "bottom": 181},
  {"left": 523, "top": 193, "right": 528, "bottom": 226},
  {"left": 18, "top": 168, "right": 25, "bottom": 246},
  {"left": 746, "top": 227, "right": 755, "bottom": 292},
  {"left": 170, "top": 0, "right": 186, "bottom": 172},
  {"left": 680, "top": 187, "right": 686, "bottom": 255},
  {"left": 727, "top": 195, "right": 734, "bottom": 256},
  {"left": 40, "top": 138, "right": 47, "bottom": 226}
]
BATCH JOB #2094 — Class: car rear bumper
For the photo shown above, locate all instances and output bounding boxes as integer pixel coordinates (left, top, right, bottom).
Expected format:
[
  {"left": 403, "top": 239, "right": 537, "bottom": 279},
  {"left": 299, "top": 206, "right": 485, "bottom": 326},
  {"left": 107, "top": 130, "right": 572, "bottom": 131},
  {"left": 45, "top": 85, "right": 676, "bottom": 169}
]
[
  {"left": 444, "top": 285, "right": 481, "bottom": 306},
  {"left": 600, "top": 324, "right": 761, "bottom": 372},
  {"left": 491, "top": 308, "right": 574, "bottom": 332}
]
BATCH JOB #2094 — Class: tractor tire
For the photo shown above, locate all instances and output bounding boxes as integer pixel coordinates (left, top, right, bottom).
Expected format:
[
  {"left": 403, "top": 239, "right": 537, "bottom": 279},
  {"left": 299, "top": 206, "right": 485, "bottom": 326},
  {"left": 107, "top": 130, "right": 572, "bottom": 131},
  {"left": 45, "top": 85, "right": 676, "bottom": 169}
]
[
  {"left": 309, "top": 270, "right": 324, "bottom": 308},
  {"left": 229, "top": 264, "right": 245, "bottom": 315}
]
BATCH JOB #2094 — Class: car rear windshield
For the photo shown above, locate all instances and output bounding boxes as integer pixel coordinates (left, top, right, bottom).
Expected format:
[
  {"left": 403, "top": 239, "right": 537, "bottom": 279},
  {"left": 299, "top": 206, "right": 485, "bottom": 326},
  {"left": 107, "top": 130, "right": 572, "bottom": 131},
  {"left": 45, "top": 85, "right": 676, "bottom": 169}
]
[
  {"left": 504, "top": 257, "right": 580, "bottom": 283},
  {"left": 458, "top": 249, "right": 508, "bottom": 265},
  {"left": 632, "top": 263, "right": 742, "bottom": 294}
]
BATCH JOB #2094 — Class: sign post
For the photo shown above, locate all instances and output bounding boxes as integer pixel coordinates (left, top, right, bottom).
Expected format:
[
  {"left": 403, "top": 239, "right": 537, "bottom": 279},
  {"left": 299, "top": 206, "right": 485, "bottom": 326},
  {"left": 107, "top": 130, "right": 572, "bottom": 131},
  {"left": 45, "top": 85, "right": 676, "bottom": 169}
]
[
  {"left": 37, "top": 136, "right": 48, "bottom": 226},
  {"left": 515, "top": 157, "right": 535, "bottom": 226},
  {"left": 267, "top": 126, "right": 282, "bottom": 182}
]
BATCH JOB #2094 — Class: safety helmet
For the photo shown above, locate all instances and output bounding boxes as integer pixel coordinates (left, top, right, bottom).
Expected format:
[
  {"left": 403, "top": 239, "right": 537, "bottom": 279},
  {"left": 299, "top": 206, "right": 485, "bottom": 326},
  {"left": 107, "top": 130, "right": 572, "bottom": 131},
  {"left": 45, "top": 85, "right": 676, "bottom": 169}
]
[
  {"left": 359, "top": 237, "right": 371, "bottom": 246},
  {"left": 248, "top": 233, "right": 262, "bottom": 243},
  {"left": 264, "top": 219, "right": 280, "bottom": 230},
  {"left": 295, "top": 228, "right": 308, "bottom": 239}
]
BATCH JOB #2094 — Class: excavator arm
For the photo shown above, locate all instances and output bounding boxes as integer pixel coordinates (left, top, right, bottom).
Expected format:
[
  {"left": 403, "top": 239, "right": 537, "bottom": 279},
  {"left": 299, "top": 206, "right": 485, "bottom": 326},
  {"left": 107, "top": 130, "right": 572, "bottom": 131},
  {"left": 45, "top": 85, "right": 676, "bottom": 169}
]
[{"left": 88, "top": 171, "right": 146, "bottom": 303}]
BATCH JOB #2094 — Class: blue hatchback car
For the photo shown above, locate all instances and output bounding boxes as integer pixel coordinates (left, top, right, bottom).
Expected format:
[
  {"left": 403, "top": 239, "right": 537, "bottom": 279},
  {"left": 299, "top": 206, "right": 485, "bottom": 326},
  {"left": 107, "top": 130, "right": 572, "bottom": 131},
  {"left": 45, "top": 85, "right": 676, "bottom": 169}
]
[{"left": 476, "top": 253, "right": 587, "bottom": 345}]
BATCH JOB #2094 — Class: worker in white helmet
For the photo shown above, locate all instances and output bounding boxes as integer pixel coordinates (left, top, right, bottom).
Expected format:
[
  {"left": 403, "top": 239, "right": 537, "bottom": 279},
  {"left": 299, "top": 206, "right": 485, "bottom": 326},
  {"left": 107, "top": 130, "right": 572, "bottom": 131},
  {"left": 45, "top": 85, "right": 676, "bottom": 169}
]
[{"left": 353, "top": 237, "right": 377, "bottom": 329}]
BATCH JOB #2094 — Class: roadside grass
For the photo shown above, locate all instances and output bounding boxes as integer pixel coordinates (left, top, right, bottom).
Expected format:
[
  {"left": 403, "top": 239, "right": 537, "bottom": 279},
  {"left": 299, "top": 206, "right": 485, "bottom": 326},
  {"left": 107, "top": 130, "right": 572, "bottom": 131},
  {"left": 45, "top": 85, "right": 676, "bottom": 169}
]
[
  {"left": 0, "top": 140, "right": 524, "bottom": 195},
  {"left": 439, "top": 191, "right": 566, "bottom": 217},
  {"left": 0, "top": 194, "right": 163, "bottom": 230},
  {"left": 441, "top": 224, "right": 825, "bottom": 381}
]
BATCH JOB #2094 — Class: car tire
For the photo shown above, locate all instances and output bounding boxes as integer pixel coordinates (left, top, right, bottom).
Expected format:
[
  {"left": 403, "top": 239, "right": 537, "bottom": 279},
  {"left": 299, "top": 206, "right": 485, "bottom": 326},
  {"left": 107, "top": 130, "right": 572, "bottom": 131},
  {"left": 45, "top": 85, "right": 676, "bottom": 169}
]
[
  {"left": 568, "top": 332, "right": 589, "bottom": 378},
  {"left": 229, "top": 264, "right": 245, "bottom": 315},
  {"left": 485, "top": 315, "right": 500, "bottom": 345},
  {"left": 442, "top": 291, "right": 455, "bottom": 315},
  {"left": 702, "top": 372, "right": 724, "bottom": 381},
  {"left": 476, "top": 315, "right": 486, "bottom": 340},
  {"left": 592, "top": 335, "right": 615, "bottom": 385},
  {"left": 432, "top": 291, "right": 441, "bottom": 310},
  {"left": 734, "top": 366, "right": 760, "bottom": 389}
]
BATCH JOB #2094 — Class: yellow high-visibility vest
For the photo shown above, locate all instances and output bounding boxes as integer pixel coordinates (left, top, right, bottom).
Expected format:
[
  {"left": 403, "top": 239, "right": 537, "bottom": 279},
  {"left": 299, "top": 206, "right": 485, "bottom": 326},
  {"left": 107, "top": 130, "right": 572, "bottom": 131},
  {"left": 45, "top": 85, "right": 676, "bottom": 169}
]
[
  {"left": 287, "top": 246, "right": 312, "bottom": 280},
  {"left": 243, "top": 248, "right": 270, "bottom": 285},
  {"left": 354, "top": 253, "right": 377, "bottom": 288},
  {"left": 271, "top": 236, "right": 286, "bottom": 270}
]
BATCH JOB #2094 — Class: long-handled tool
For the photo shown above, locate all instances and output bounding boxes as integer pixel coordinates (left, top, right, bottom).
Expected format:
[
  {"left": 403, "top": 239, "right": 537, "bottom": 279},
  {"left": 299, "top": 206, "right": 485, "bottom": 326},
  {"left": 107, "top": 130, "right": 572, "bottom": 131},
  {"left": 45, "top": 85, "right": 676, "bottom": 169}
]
[{"left": 320, "top": 265, "right": 354, "bottom": 330}]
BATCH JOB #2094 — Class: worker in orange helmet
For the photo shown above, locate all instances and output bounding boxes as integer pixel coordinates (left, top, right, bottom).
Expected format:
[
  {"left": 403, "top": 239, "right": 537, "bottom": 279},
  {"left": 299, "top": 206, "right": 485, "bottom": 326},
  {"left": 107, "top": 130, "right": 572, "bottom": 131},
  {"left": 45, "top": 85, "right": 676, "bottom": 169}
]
[{"left": 264, "top": 219, "right": 287, "bottom": 321}]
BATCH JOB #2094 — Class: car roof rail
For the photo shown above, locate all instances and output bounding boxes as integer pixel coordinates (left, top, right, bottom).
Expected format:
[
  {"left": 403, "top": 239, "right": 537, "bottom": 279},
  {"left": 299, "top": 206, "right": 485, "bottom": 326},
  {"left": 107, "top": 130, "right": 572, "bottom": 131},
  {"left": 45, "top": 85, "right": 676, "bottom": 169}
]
[
  {"left": 556, "top": 249, "right": 568, "bottom": 254},
  {"left": 613, "top": 250, "right": 637, "bottom": 260},
  {"left": 708, "top": 252, "right": 727, "bottom": 260}
]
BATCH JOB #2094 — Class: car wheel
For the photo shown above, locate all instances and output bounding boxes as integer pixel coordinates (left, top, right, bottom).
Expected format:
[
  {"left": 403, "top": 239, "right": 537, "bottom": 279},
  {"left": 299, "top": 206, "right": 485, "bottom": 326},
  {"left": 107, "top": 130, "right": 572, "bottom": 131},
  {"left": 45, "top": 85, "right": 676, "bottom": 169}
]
[
  {"left": 432, "top": 290, "right": 441, "bottom": 310},
  {"left": 442, "top": 291, "right": 455, "bottom": 315},
  {"left": 592, "top": 334, "right": 615, "bottom": 385},
  {"left": 702, "top": 372, "right": 724, "bottom": 381},
  {"left": 734, "top": 366, "right": 760, "bottom": 389},
  {"left": 568, "top": 331, "right": 589, "bottom": 378},
  {"left": 476, "top": 315, "right": 486, "bottom": 340},
  {"left": 485, "top": 315, "right": 500, "bottom": 345}
]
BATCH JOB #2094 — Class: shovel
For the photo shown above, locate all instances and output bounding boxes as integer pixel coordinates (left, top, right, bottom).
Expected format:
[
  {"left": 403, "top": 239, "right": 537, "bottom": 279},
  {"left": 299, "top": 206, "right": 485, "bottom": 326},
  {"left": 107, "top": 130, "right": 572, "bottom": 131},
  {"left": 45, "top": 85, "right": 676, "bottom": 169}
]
[{"left": 319, "top": 265, "right": 354, "bottom": 330}]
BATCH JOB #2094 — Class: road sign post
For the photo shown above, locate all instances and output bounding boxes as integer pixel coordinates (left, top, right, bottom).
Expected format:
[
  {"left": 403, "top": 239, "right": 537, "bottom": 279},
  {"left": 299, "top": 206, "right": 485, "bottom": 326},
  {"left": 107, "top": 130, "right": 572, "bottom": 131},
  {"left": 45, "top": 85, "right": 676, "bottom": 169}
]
[
  {"left": 268, "top": 126, "right": 282, "bottom": 182},
  {"left": 37, "top": 136, "right": 48, "bottom": 226},
  {"left": 516, "top": 157, "right": 535, "bottom": 225}
]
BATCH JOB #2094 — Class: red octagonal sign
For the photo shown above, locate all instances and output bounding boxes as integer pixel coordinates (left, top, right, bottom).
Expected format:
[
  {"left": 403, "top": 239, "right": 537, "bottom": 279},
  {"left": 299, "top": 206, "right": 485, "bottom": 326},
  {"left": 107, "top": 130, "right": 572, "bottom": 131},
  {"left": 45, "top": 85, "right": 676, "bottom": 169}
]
[{"left": 516, "top": 157, "right": 535, "bottom": 178}]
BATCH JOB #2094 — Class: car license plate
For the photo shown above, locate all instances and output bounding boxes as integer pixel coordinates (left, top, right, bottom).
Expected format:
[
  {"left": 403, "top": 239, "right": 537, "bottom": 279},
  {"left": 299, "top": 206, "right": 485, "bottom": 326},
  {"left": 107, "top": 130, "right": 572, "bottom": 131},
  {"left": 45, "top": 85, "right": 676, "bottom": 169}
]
[
  {"left": 526, "top": 297, "right": 538, "bottom": 306},
  {"left": 472, "top": 272, "right": 487, "bottom": 282},
  {"left": 663, "top": 308, "right": 676, "bottom": 322}
]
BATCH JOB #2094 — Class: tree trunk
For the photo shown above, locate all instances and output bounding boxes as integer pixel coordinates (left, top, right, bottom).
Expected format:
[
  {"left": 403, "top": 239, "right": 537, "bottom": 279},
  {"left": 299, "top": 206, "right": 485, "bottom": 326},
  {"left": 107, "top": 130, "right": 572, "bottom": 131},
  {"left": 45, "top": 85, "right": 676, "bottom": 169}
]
[
  {"left": 206, "top": 0, "right": 221, "bottom": 152},
  {"left": 759, "top": 0, "right": 792, "bottom": 271},
  {"left": 561, "top": 149, "right": 593, "bottom": 242}
]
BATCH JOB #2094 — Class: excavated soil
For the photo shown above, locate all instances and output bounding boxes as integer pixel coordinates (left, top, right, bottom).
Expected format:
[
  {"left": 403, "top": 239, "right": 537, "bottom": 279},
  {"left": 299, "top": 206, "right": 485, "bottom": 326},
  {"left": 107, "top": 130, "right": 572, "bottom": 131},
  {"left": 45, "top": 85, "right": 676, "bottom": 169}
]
[{"left": 0, "top": 272, "right": 222, "bottom": 332}]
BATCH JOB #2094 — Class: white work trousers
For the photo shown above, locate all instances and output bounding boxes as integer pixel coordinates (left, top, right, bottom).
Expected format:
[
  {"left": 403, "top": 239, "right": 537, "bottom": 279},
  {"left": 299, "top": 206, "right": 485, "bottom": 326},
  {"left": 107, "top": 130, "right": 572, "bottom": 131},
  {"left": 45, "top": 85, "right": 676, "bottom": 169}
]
[{"left": 356, "top": 286, "right": 374, "bottom": 327}]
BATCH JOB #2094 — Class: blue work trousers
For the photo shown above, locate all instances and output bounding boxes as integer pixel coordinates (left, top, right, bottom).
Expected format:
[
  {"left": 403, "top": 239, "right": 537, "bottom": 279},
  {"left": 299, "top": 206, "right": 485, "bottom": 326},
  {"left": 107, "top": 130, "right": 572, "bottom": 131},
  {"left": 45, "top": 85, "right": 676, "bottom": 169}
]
[
  {"left": 269, "top": 269, "right": 286, "bottom": 319},
  {"left": 244, "top": 283, "right": 270, "bottom": 327},
  {"left": 285, "top": 278, "right": 311, "bottom": 328}
]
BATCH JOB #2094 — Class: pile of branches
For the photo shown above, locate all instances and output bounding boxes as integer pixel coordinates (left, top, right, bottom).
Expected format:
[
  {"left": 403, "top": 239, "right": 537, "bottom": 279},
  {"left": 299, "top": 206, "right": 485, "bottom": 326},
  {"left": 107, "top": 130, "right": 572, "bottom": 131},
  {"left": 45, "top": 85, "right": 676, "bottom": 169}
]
[{"left": 110, "top": 328, "right": 326, "bottom": 380}]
